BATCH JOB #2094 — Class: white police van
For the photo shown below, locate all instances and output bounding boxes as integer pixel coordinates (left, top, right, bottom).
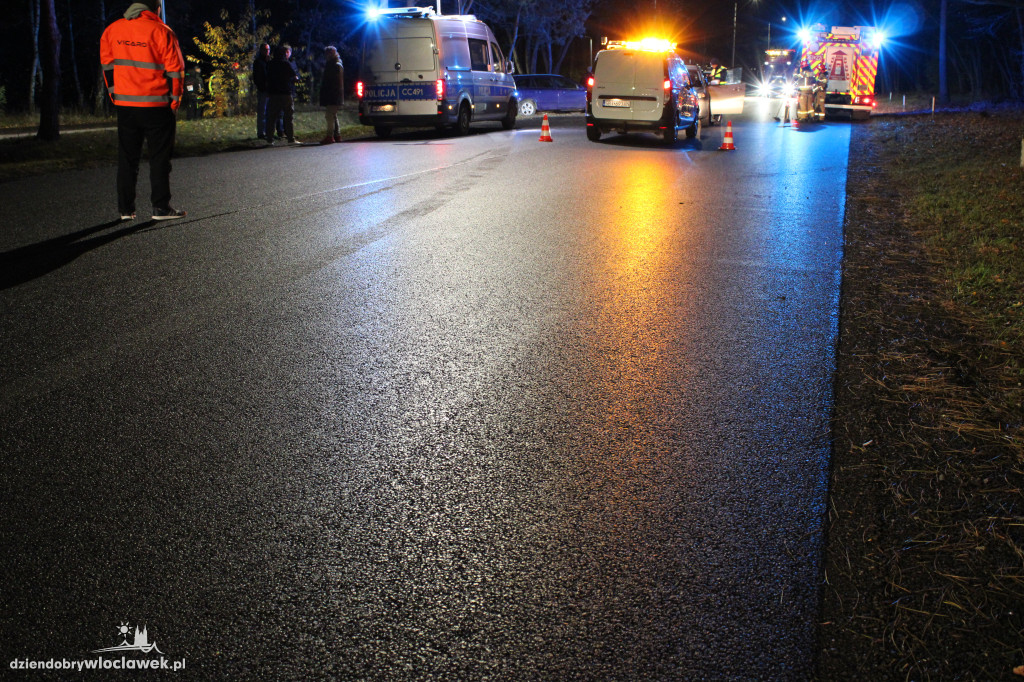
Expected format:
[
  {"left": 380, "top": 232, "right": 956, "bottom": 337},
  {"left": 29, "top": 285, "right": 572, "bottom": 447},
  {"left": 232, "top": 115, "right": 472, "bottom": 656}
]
[{"left": 357, "top": 6, "right": 518, "bottom": 138}]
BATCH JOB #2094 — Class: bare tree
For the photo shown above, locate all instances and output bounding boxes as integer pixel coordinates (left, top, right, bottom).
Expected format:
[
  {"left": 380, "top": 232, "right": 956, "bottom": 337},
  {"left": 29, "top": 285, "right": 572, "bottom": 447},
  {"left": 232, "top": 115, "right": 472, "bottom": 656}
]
[
  {"left": 37, "top": 0, "right": 61, "bottom": 140},
  {"left": 29, "top": 0, "right": 41, "bottom": 114},
  {"left": 96, "top": 0, "right": 110, "bottom": 113},
  {"left": 66, "top": 0, "right": 84, "bottom": 109},
  {"left": 939, "top": 0, "right": 949, "bottom": 103}
]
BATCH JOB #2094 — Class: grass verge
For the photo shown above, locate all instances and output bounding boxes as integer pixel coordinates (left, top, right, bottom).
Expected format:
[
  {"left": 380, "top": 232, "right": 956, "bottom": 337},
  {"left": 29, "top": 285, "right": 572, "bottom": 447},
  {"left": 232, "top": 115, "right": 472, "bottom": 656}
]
[
  {"left": 0, "top": 107, "right": 371, "bottom": 183},
  {"left": 819, "top": 109, "right": 1024, "bottom": 679}
]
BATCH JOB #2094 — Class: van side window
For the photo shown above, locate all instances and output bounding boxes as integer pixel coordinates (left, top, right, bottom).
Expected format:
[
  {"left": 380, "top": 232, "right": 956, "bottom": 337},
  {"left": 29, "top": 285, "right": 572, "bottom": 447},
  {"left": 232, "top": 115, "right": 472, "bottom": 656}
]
[
  {"left": 442, "top": 35, "right": 471, "bottom": 70},
  {"left": 489, "top": 42, "right": 505, "bottom": 73},
  {"left": 468, "top": 38, "right": 489, "bottom": 72}
]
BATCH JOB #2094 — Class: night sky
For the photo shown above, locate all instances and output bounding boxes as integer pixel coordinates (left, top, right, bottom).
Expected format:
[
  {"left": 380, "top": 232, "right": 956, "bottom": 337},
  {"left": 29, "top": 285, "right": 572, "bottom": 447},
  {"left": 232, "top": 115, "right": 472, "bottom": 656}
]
[{"left": 0, "top": 0, "right": 951, "bottom": 111}]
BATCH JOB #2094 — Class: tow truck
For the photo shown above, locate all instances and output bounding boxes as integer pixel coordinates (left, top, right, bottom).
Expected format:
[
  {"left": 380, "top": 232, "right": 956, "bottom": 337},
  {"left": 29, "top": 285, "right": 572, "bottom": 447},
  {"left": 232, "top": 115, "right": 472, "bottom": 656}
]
[{"left": 798, "top": 24, "right": 883, "bottom": 120}]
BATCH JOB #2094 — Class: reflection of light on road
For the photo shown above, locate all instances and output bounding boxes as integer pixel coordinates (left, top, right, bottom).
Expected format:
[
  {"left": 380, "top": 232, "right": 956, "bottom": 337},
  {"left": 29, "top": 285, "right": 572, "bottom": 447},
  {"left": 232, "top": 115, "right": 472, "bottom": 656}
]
[{"left": 581, "top": 157, "right": 691, "bottom": 522}]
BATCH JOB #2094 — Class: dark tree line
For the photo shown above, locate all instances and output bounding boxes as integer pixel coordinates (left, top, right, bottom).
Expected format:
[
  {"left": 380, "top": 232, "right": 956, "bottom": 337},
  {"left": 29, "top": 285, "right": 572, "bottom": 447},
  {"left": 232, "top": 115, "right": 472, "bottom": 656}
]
[{"left": 3, "top": 0, "right": 1022, "bottom": 138}]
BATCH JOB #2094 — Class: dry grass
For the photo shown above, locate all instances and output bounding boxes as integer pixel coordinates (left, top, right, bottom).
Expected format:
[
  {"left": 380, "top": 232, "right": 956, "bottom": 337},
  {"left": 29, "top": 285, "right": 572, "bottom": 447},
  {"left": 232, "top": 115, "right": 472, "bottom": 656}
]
[
  {"left": 818, "top": 109, "right": 1024, "bottom": 680},
  {"left": 0, "top": 106, "right": 370, "bottom": 183}
]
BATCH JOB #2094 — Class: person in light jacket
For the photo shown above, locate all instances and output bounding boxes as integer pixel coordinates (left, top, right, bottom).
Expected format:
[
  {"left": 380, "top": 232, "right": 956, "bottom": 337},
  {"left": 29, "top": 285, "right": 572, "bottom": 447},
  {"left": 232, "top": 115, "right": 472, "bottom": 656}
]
[{"left": 319, "top": 46, "right": 345, "bottom": 145}]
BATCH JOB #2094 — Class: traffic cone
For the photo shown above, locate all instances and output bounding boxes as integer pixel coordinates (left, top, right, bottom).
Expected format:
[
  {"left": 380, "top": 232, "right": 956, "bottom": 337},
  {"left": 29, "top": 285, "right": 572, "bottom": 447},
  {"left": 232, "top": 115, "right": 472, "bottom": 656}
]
[
  {"left": 718, "top": 120, "right": 736, "bottom": 150},
  {"left": 539, "top": 114, "right": 553, "bottom": 142}
]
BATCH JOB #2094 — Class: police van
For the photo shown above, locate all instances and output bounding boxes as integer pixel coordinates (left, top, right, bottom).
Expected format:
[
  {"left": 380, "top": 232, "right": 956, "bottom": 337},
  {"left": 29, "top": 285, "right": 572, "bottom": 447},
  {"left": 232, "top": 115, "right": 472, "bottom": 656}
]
[
  {"left": 357, "top": 6, "right": 518, "bottom": 138},
  {"left": 586, "top": 39, "right": 701, "bottom": 144}
]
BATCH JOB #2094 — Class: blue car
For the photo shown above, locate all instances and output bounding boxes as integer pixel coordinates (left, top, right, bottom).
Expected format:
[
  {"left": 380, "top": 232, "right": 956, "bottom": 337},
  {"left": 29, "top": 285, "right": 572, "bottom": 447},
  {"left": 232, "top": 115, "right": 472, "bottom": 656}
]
[{"left": 514, "top": 74, "right": 587, "bottom": 116}]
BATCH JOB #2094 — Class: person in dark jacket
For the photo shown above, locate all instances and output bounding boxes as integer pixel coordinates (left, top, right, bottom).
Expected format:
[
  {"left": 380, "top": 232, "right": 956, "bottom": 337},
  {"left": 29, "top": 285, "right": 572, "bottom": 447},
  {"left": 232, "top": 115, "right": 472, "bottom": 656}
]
[
  {"left": 252, "top": 43, "right": 271, "bottom": 140},
  {"left": 319, "top": 46, "right": 345, "bottom": 144},
  {"left": 266, "top": 44, "right": 299, "bottom": 145},
  {"left": 183, "top": 65, "right": 204, "bottom": 120}
]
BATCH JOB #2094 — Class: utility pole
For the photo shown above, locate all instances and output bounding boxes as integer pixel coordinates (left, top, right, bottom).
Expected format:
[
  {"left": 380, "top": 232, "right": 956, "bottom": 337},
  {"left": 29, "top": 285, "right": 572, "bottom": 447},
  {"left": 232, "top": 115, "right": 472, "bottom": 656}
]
[{"left": 731, "top": 2, "right": 737, "bottom": 66}]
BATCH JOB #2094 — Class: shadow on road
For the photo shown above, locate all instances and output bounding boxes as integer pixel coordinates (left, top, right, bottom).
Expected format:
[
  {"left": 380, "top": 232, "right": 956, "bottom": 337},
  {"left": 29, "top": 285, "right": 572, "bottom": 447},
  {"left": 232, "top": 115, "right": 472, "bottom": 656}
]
[
  {"left": 0, "top": 219, "right": 153, "bottom": 290},
  {"left": 590, "top": 133, "right": 704, "bottom": 151}
]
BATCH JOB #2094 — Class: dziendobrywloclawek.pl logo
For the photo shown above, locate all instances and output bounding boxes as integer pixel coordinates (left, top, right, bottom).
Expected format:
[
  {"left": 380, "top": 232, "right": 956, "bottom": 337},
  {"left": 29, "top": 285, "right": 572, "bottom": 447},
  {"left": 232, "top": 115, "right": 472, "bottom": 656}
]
[{"left": 8, "top": 622, "right": 186, "bottom": 672}]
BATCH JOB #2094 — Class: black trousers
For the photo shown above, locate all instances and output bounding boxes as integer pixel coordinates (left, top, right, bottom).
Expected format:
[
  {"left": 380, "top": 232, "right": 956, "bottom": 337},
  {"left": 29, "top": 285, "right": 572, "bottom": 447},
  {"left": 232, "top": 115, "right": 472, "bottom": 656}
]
[
  {"left": 266, "top": 94, "right": 294, "bottom": 141},
  {"left": 184, "top": 96, "right": 200, "bottom": 120},
  {"left": 116, "top": 106, "right": 176, "bottom": 214}
]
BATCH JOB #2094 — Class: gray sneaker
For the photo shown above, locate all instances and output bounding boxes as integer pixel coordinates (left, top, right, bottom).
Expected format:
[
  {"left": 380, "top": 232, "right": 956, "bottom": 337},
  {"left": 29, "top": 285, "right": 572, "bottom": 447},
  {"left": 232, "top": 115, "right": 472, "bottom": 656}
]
[{"left": 152, "top": 207, "right": 186, "bottom": 221}]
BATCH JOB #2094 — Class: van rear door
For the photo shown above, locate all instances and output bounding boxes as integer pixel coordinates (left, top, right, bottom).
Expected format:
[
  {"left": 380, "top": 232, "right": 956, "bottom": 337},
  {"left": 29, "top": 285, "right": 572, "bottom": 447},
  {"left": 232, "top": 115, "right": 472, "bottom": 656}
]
[
  {"left": 362, "top": 19, "right": 438, "bottom": 112},
  {"left": 592, "top": 50, "right": 662, "bottom": 121}
]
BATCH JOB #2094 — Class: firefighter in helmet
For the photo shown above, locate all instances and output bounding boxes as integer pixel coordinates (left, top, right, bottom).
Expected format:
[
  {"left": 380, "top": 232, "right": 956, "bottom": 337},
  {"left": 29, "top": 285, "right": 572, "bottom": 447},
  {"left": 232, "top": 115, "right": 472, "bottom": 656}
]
[
  {"left": 708, "top": 58, "right": 728, "bottom": 84},
  {"left": 814, "top": 64, "right": 828, "bottom": 120},
  {"left": 795, "top": 60, "right": 816, "bottom": 122}
]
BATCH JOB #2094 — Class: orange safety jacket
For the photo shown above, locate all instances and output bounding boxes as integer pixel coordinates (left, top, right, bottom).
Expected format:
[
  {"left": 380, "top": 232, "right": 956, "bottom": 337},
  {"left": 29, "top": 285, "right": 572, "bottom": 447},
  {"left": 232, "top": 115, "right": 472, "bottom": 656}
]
[{"left": 100, "top": 9, "right": 184, "bottom": 109}]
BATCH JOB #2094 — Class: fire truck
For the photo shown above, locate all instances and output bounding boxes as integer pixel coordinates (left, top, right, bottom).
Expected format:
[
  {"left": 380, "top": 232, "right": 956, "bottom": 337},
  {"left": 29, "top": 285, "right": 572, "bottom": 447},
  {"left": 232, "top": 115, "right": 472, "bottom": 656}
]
[{"left": 798, "top": 24, "right": 883, "bottom": 120}]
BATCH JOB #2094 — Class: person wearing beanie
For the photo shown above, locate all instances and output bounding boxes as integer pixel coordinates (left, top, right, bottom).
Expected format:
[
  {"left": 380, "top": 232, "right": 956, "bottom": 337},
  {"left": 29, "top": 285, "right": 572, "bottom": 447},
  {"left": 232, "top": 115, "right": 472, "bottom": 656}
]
[{"left": 100, "top": 0, "right": 187, "bottom": 220}]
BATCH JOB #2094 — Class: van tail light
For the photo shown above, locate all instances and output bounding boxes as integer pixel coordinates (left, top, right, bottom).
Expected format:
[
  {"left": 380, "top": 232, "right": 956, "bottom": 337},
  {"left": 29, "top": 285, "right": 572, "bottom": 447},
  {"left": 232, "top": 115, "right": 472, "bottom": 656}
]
[
  {"left": 435, "top": 78, "right": 445, "bottom": 101},
  {"left": 356, "top": 81, "right": 365, "bottom": 99},
  {"left": 663, "top": 78, "right": 672, "bottom": 91},
  {"left": 586, "top": 75, "right": 594, "bottom": 103}
]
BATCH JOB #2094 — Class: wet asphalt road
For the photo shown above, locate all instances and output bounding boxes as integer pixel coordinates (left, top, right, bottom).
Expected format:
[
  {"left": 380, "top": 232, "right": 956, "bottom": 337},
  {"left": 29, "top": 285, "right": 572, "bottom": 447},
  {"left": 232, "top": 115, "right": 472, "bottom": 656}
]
[{"left": 1, "top": 105, "right": 850, "bottom": 679}]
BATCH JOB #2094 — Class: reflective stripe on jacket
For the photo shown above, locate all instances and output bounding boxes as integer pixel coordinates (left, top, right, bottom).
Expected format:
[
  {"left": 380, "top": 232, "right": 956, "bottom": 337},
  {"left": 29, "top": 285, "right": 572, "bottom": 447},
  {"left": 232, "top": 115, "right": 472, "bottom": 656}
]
[{"left": 100, "top": 10, "right": 184, "bottom": 109}]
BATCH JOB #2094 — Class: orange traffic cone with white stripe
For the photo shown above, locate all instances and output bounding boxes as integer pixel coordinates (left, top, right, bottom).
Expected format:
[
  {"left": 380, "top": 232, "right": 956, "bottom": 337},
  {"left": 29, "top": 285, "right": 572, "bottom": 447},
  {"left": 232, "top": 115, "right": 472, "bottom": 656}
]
[
  {"left": 718, "top": 120, "right": 736, "bottom": 150},
  {"left": 539, "top": 114, "right": 553, "bottom": 142}
]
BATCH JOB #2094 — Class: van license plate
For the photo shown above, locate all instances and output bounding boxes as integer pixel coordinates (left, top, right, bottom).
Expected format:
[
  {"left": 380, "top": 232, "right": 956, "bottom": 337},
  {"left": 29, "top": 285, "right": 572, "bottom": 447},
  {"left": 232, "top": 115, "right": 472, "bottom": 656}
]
[
  {"left": 603, "top": 99, "right": 629, "bottom": 108},
  {"left": 371, "top": 104, "right": 396, "bottom": 113}
]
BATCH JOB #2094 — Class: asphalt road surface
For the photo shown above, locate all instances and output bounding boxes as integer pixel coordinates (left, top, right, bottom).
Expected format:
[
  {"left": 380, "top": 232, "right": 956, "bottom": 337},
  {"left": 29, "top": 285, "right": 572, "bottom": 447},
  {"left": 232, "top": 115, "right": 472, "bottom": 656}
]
[{"left": 1, "top": 103, "right": 851, "bottom": 680}]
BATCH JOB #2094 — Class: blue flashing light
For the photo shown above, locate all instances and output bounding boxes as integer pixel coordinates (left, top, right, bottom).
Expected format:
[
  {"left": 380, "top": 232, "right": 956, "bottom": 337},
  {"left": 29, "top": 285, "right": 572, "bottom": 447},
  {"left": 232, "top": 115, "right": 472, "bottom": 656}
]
[
  {"left": 871, "top": 31, "right": 886, "bottom": 49},
  {"left": 797, "top": 28, "right": 812, "bottom": 43}
]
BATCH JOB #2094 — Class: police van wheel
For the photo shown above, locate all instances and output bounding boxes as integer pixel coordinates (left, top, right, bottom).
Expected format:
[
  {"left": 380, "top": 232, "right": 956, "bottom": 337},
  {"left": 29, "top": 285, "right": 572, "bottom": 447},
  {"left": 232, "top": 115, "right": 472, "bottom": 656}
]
[
  {"left": 586, "top": 125, "right": 601, "bottom": 142},
  {"left": 502, "top": 100, "right": 518, "bottom": 130},
  {"left": 455, "top": 104, "right": 472, "bottom": 136},
  {"left": 374, "top": 126, "right": 392, "bottom": 139}
]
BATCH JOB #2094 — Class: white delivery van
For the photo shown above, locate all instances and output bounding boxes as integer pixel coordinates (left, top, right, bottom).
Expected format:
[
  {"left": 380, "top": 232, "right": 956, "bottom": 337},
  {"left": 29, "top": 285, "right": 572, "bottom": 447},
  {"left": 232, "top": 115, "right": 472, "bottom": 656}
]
[
  {"left": 357, "top": 6, "right": 518, "bottom": 138},
  {"left": 586, "top": 40, "right": 701, "bottom": 144}
]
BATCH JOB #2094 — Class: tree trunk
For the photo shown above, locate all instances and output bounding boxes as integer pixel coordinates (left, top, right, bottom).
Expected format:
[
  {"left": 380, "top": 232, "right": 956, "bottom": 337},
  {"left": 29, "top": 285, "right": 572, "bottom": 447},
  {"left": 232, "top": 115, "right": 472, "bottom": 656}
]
[
  {"left": 552, "top": 36, "right": 575, "bottom": 74},
  {"left": 29, "top": 0, "right": 41, "bottom": 114},
  {"left": 938, "top": 0, "right": 949, "bottom": 104},
  {"left": 37, "top": 0, "right": 61, "bottom": 140},
  {"left": 95, "top": 0, "right": 110, "bottom": 114},
  {"left": 508, "top": 6, "right": 522, "bottom": 73},
  {"left": 66, "top": 0, "right": 84, "bottom": 109},
  {"left": 1018, "top": 8, "right": 1024, "bottom": 99}
]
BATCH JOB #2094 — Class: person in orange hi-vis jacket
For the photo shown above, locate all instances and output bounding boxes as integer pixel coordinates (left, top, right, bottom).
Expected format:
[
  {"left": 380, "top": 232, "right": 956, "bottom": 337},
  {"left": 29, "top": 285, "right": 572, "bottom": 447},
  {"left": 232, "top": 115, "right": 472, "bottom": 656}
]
[{"left": 101, "top": 0, "right": 186, "bottom": 221}]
